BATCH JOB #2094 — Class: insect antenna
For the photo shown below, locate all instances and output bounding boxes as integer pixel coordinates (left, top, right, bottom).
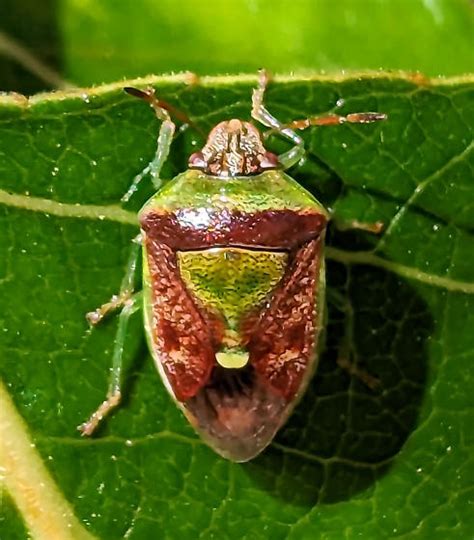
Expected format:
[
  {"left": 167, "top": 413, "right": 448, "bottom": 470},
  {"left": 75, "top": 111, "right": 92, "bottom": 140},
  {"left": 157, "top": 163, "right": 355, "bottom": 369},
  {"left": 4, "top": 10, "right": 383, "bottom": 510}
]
[
  {"left": 124, "top": 86, "right": 204, "bottom": 136},
  {"left": 281, "top": 111, "right": 388, "bottom": 130}
]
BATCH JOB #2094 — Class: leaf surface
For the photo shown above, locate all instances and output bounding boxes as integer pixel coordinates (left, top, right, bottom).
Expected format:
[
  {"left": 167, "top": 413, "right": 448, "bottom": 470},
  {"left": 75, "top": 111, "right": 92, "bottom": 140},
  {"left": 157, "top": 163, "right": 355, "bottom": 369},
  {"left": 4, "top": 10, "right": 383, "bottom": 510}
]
[
  {"left": 1, "top": 0, "right": 473, "bottom": 93},
  {"left": 0, "top": 73, "right": 473, "bottom": 539},
  {"left": 61, "top": 0, "right": 474, "bottom": 83}
]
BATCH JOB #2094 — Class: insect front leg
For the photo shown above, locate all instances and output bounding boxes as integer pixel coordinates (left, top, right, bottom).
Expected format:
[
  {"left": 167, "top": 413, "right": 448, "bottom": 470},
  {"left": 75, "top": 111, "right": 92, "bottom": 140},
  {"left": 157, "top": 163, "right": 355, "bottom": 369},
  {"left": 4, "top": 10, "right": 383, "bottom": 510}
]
[
  {"left": 79, "top": 291, "right": 142, "bottom": 436},
  {"left": 252, "top": 69, "right": 387, "bottom": 170},
  {"left": 86, "top": 235, "right": 142, "bottom": 325},
  {"left": 251, "top": 70, "right": 306, "bottom": 170},
  {"left": 121, "top": 87, "right": 177, "bottom": 202}
]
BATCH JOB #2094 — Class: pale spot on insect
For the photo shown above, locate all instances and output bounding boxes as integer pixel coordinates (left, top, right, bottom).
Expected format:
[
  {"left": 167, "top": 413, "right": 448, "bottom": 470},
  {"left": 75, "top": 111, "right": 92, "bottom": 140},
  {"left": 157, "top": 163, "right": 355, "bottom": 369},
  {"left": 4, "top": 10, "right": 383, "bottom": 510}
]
[
  {"left": 167, "top": 349, "right": 189, "bottom": 364},
  {"left": 176, "top": 207, "right": 212, "bottom": 229},
  {"left": 267, "top": 350, "right": 307, "bottom": 373}
]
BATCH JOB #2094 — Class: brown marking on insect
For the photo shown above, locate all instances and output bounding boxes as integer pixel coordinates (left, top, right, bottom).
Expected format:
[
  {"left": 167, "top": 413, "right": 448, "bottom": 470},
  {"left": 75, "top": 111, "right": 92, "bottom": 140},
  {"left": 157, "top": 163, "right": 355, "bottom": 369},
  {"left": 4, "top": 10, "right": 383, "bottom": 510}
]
[
  {"left": 140, "top": 209, "right": 327, "bottom": 250},
  {"left": 244, "top": 237, "right": 323, "bottom": 400},
  {"left": 145, "top": 236, "right": 220, "bottom": 400},
  {"left": 184, "top": 365, "right": 287, "bottom": 461},
  {"left": 188, "top": 119, "right": 279, "bottom": 176},
  {"left": 199, "top": 305, "right": 227, "bottom": 351},
  {"left": 142, "top": 205, "right": 326, "bottom": 461}
]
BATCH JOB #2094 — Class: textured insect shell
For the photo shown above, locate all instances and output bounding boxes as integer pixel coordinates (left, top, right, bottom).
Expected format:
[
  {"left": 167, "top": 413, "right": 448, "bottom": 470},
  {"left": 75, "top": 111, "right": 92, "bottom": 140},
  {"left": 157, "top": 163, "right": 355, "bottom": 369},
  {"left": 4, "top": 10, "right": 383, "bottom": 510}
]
[{"left": 139, "top": 168, "right": 329, "bottom": 461}]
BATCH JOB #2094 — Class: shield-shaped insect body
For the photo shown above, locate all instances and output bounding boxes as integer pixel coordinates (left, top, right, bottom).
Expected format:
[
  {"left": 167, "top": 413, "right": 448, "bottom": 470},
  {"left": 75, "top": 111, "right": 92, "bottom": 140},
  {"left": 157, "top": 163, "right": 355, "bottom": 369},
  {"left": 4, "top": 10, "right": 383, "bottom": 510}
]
[
  {"left": 80, "top": 72, "right": 386, "bottom": 462},
  {"left": 139, "top": 164, "right": 328, "bottom": 461}
]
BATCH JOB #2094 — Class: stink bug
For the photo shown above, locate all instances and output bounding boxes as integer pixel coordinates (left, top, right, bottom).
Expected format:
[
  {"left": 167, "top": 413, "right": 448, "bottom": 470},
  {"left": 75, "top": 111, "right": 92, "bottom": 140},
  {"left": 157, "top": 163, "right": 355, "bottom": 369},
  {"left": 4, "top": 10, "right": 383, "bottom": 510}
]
[{"left": 79, "top": 72, "right": 387, "bottom": 462}]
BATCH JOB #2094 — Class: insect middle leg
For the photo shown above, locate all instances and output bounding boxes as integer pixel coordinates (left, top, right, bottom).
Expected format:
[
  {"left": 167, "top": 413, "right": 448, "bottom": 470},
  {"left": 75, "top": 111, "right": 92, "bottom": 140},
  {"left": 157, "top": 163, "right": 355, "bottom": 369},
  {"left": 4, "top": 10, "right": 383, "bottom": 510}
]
[
  {"left": 86, "top": 235, "right": 142, "bottom": 325},
  {"left": 79, "top": 291, "right": 142, "bottom": 436},
  {"left": 80, "top": 234, "right": 143, "bottom": 435}
]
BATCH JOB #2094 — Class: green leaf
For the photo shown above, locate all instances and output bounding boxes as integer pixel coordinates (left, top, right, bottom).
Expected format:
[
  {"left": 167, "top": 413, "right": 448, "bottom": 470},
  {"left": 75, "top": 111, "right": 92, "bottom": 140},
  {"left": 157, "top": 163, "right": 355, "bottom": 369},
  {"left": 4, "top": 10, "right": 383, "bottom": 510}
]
[
  {"left": 62, "top": 0, "right": 474, "bottom": 82},
  {"left": 0, "top": 73, "right": 473, "bottom": 539},
  {"left": 1, "top": 0, "right": 473, "bottom": 93}
]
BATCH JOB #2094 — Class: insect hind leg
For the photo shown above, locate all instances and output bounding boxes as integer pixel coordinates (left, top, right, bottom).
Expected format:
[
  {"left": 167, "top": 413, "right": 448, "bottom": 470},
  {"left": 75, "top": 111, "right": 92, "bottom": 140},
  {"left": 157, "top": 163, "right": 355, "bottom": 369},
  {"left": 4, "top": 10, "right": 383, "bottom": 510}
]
[
  {"left": 80, "top": 235, "right": 142, "bottom": 435},
  {"left": 327, "top": 288, "right": 380, "bottom": 391},
  {"left": 79, "top": 291, "right": 142, "bottom": 436}
]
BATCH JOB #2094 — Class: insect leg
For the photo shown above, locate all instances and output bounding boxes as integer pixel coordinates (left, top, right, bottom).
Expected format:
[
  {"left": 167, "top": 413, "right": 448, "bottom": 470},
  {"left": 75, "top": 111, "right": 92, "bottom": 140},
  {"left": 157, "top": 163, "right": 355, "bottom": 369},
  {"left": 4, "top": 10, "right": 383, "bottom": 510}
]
[
  {"left": 86, "top": 235, "right": 142, "bottom": 325},
  {"left": 327, "top": 287, "right": 380, "bottom": 390},
  {"left": 78, "top": 291, "right": 142, "bottom": 436},
  {"left": 122, "top": 87, "right": 176, "bottom": 202},
  {"left": 251, "top": 70, "right": 306, "bottom": 170},
  {"left": 332, "top": 219, "right": 384, "bottom": 234},
  {"left": 252, "top": 70, "right": 387, "bottom": 170}
]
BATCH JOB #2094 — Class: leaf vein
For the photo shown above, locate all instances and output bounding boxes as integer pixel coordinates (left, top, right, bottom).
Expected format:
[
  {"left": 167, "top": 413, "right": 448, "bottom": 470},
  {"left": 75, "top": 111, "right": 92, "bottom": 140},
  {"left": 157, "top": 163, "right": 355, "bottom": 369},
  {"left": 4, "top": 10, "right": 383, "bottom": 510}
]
[{"left": 1, "top": 188, "right": 473, "bottom": 293}]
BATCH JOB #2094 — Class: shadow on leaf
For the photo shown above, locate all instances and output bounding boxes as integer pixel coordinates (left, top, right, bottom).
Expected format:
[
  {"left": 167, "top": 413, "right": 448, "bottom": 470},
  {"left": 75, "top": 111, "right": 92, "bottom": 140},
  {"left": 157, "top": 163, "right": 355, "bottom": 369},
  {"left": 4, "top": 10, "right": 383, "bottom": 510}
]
[{"left": 245, "top": 260, "right": 431, "bottom": 506}]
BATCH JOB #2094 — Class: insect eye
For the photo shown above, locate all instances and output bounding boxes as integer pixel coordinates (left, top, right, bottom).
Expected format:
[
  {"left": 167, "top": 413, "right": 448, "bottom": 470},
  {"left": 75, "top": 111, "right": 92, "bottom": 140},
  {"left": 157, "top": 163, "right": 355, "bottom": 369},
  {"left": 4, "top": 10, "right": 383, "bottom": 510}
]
[
  {"left": 259, "top": 151, "right": 279, "bottom": 169},
  {"left": 188, "top": 151, "right": 207, "bottom": 169}
]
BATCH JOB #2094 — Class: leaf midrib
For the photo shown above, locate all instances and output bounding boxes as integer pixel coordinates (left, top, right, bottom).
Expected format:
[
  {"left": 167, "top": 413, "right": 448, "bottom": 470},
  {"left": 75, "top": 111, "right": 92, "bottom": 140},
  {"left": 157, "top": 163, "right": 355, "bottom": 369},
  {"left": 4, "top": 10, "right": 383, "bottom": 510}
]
[{"left": 0, "top": 72, "right": 473, "bottom": 110}]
